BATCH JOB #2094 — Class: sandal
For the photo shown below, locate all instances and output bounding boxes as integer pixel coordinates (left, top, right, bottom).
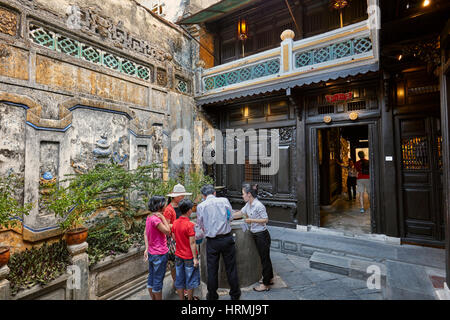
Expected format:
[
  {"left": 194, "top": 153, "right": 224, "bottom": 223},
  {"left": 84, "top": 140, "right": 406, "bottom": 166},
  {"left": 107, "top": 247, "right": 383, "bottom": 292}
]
[
  {"left": 253, "top": 285, "right": 270, "bottom": 292},
  {"left": 259, "top": 279, "right": 274, "bottom": 285}
]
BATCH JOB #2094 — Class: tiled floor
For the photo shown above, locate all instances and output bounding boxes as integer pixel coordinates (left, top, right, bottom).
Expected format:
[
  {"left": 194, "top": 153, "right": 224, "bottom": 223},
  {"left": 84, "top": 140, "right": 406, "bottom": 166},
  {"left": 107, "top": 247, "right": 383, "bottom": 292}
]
[{"left": 320, "top": 193, "right": 371, "bottom": 235}]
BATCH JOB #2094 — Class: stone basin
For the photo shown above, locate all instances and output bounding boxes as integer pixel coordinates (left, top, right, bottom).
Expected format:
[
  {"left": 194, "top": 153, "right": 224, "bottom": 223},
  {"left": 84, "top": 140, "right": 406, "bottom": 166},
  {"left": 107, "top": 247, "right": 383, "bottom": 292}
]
[{"left": 199, "top": 219, "right": 262, "bottom": 289}]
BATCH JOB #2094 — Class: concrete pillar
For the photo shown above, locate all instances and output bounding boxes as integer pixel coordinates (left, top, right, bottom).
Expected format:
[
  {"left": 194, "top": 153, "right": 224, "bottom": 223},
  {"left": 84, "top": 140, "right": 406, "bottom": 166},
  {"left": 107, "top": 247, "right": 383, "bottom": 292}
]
[
  {"left": 67, "top": 242, "right": 89, "bottom": 300},
  {"left": 0, "top": 265, "right": 10, "bottom": 300},
  {"left": 280, "top": 30, "right": 295, "bottom": 74}
]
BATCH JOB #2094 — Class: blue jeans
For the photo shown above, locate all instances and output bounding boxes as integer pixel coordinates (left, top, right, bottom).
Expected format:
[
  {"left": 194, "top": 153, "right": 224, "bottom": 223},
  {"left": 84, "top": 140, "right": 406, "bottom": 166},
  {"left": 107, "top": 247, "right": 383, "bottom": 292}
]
[
  {"left": 175, "top": 256, "right": 200, "bottom": 290},
  {"left": 147, "top": 253, "right": 168, "bottom": 292}
]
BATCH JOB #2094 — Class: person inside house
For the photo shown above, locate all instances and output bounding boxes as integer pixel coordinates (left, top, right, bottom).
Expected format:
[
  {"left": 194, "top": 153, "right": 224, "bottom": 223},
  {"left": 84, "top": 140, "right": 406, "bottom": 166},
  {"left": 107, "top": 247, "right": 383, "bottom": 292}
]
[
  {"left": 337, "top": 158, "right": 358, "bottom": 201},
  {"left": 355, "top": 151, "right": 370, "bottom": 213},
  {"left": 171, "top": 199, "right": 200, "bottom": 300},
  {"left": 196, "top": 184, "right": 241, "bottom": 300},
  {"left": 163, "top": 184, "right": 192, "bottom": 291},
  {"left": 144, "top": 196, "right": 171, "bottom": 300},
  {"left": 234, "top": 183, "right": 274, "bottom": 292}
]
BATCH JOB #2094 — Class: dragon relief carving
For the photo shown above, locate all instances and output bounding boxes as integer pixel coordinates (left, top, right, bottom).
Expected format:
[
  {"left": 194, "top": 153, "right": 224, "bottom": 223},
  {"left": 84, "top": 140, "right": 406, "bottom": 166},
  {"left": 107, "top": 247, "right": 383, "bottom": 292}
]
[{"left": 70, "top": 6, "right": 170, "bottom": 63}]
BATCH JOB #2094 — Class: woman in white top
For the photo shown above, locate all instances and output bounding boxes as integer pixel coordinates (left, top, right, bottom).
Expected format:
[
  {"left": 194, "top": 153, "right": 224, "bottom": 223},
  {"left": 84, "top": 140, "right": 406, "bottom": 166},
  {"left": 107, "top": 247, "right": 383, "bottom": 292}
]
[{"left": 236, "top": 183, "right": 274, "bottom": 292}]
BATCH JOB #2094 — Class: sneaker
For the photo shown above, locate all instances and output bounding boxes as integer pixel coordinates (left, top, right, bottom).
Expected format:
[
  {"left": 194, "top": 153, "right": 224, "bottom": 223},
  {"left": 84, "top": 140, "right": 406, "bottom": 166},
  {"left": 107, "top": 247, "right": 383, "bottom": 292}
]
[{"left": 360, "top": 208, "right": 365, "bottom": 213}]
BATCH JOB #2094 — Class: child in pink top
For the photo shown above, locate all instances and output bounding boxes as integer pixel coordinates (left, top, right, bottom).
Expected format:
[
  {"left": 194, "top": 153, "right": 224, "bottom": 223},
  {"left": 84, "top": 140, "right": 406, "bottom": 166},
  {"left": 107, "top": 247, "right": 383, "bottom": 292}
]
[{"left": 144, "top": 196, "right": 171, "bottom": 300}]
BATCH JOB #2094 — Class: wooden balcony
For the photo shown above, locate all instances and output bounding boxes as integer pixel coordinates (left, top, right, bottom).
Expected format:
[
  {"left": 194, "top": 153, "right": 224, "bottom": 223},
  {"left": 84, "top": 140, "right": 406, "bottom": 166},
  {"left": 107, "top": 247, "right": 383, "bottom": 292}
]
[{"left": 195, "top": 19, "right": 379, "bottom": 105}]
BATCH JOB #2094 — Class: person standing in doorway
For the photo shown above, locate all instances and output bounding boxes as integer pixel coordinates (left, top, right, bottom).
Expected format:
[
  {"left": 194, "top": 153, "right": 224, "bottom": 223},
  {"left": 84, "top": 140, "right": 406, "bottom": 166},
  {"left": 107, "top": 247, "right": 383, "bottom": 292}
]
[
  {"left": 337, "top": 158, "right": 358, "bottom": 201},
  {"left": 196, "top": 184, "right": 241, "bottom": 300},
  {"left": 355, "top": 151, "right": 370, "bottom": 213},
  {"left": 234, "top": 183, "right": 274, "bottom": 292},
  {"left": 164, "top": 184, "right": 192, "bottom": 289}
]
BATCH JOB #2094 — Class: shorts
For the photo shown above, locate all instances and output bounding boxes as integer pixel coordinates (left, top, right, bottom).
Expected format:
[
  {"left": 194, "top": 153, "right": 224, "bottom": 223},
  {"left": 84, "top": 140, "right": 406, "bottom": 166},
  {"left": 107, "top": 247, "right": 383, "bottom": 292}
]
[
  {"left": 174, "top": 256, "right": 200, "bottom": 290},
  {"left": 147, "top": 253, "right": 168, "bottom": 292},
  {"left": 167, "top": 236, "right": 176, "bottom": 270},
  {"left": 357, "top": 179, "right": 370, "bottom": 194}
]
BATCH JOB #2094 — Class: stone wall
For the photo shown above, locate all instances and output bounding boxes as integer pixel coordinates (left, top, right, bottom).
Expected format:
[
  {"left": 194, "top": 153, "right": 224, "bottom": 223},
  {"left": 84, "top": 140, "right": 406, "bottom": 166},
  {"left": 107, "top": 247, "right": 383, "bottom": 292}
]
[{"left": 0, "top": 0, "right": 210, "bottom": 250}]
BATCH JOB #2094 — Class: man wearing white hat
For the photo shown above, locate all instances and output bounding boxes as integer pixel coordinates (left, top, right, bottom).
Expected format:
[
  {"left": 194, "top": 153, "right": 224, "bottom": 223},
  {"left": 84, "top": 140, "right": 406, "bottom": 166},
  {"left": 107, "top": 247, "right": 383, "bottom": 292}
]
[{"left": 164, "top": 184, "right": 192, "bottom": 289}]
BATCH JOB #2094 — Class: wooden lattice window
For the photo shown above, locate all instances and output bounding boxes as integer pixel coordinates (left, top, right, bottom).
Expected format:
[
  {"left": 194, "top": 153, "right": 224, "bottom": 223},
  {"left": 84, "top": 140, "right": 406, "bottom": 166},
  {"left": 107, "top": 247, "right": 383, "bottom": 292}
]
[
  {"left": 401, "top": 136, "right": 429, "bottom": 170},
  {"left": 244, "top": 160, "right": 271, "bottom": 183},
  {"left": 347, "top": 101, "right": 366, "bottom": 111},
  {"left": 318, "top": 105, "right": 334, "bottom": 114}
]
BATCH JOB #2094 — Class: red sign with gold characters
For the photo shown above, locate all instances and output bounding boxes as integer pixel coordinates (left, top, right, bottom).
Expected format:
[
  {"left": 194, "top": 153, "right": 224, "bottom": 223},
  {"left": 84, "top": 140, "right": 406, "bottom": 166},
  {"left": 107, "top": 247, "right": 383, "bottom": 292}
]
[{"left": 325, "top": 92, "right": 353, "bottom": 103}]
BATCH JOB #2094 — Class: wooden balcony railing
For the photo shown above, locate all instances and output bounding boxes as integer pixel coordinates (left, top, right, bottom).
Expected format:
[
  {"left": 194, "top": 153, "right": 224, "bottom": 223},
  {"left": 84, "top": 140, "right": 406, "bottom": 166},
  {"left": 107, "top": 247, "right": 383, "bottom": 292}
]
[{"left": 196, "top": 19, "right": 379, "bottom": 98}]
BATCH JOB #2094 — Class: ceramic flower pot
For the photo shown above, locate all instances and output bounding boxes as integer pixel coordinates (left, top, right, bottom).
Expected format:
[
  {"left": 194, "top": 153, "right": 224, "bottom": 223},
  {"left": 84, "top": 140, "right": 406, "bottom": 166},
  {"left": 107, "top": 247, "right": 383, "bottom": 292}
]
[
  {"left": 65, "top": 227, "right": 88, "bottom": 246},
  {"left": 0, "top": 246, "right": 10, "bottom": 267}
]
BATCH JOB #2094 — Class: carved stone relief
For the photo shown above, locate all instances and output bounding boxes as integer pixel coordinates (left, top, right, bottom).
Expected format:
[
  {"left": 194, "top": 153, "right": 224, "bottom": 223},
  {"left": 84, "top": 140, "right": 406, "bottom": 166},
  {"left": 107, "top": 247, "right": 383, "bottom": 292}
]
[{"left": 0, "top": 6, "right": 17, "bottom": 36}]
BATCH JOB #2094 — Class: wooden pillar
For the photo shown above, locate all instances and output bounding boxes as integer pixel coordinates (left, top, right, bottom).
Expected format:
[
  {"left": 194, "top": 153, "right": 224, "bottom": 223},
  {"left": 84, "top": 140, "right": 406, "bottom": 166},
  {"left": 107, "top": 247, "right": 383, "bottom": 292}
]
[
  {"left": 380, "top": 72, "right": 399, "bottom": 236},
  {"left": 292, "top": 93, "right": 308, "bottom": 226},
  {"left": 440, "top": 21, "right": 450, "bottom": 287}
]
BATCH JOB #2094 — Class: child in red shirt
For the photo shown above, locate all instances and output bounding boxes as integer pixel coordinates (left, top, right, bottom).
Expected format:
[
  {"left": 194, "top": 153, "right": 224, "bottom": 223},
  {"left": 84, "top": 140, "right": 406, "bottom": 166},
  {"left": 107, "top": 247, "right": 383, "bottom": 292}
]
[{"left": 171, "top": 199, "right": 200, "bottom": 300}]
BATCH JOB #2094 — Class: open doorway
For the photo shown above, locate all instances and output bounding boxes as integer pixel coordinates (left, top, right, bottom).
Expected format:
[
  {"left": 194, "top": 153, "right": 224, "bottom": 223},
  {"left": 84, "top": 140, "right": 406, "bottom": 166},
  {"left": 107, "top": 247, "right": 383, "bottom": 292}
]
[{"left": 318, "top": 125, "right": 371, "bottom": 234}]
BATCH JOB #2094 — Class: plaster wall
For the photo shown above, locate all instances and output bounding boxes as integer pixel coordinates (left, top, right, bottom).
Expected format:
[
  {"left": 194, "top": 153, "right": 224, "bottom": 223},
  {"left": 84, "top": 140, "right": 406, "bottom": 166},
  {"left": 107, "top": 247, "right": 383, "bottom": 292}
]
[{"left": 0, "top": 0, "right": 212, "bottom": 250}]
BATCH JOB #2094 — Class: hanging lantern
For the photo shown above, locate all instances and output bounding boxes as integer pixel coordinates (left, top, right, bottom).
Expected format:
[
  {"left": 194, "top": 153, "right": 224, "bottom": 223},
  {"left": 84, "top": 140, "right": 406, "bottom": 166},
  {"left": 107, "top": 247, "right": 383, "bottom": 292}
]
[
  {"left": 331, "top": 0, "right": 349, "bottom": 10},
  {"left": 238, "top": 18, "right": 248, "bottom": 58},
  {"left": 238, "top": 19, "right": 248, "bottom": 41},
  {"left": 331, "top": 0, "right": 350, "bottom": 28}
]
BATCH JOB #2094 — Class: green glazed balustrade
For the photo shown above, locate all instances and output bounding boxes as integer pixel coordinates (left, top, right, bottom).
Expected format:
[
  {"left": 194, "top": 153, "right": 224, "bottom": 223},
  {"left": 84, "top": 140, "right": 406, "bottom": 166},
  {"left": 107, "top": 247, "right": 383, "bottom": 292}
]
[
  {"left": 176, "top": 79, "right": 188, "bottom": 93},
  {"left": 203, "top": 58, "right": 280, "bottom": 91},
  {"left": 29, "top": 25, "right": 151, "bottom": 82},
  {"left": 295, "top": 37, "right": 372, "bottom": 68}
]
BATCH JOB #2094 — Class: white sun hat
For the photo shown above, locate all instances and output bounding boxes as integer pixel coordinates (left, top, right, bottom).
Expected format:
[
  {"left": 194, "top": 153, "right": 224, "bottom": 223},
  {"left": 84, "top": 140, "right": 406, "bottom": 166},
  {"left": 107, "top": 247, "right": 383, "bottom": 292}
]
[{"left": 166, "top": 184, "right": 192, "bottom": 197}]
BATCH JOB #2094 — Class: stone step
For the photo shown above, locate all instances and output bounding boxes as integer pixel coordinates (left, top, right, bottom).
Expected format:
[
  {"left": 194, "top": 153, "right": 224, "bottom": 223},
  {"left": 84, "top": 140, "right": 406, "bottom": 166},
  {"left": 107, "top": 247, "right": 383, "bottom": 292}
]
[
  {"left": 309, "top": 252, "right": 386, "bottom": 287},
  {"left": 268, "top": 226, "right": 445, "bottom": 270}
]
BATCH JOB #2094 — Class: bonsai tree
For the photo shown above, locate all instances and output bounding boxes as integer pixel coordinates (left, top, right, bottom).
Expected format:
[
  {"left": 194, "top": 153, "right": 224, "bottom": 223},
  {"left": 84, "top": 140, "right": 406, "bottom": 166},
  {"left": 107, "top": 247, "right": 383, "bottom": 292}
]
[
  {"left": 45, "top": 168, "right": 104, "bottom": 232},
  {"left": 0, "top": 173, "right": 32, "bottom": 230}
]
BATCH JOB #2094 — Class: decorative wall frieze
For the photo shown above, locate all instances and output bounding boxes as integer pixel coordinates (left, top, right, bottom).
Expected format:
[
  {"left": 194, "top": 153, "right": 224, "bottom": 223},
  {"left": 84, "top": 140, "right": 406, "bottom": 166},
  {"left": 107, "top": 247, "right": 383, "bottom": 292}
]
[
  {"left": 0, "top": 6, "right": 18, "bottom": 37},
  {"left": 29, "top": 23, "right": 153, "bottom": 82},
  {"left": 73, "top": 6, "right": 171, "bottom": 63},
  {"left": 0, "top": 92, "right": 157, "bottom": 136}
]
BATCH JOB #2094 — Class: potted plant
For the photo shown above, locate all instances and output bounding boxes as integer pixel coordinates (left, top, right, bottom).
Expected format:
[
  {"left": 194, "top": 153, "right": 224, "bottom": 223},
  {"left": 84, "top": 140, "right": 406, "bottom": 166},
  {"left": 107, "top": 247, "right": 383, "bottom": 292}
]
[
  {"left": 46, "top": 175, "right": 101, "bottom": 246},
  {"left": 184, "top": 170, "right": 214, "bottom": 212},
  {"left": 0, "top": 173, "right": 32, "bottom": 266}
]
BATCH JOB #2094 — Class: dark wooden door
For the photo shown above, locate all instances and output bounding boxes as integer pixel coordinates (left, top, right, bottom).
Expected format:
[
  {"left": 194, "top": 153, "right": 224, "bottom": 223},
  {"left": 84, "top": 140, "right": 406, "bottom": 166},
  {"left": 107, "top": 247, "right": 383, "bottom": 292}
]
[
  {"left": 319, "top": 128, "right": 341, "bottom": 206},
  {"left": 396, "top": 115, "right": 444, "bottom": 244}
]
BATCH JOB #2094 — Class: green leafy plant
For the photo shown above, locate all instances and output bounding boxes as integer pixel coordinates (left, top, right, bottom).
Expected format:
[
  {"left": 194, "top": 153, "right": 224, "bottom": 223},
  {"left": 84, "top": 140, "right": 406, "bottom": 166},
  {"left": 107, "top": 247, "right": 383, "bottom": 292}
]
[
  {"left": 7, "top": 240, "right": 70, "bottom": 296},
  {"left": 0, "top": 173, "right": 32, "bottom": 230},
  {"left": 87, "top": 215, "right": 145, "bottom": 266},
  {"left": 45, "top": 163, "right": 136, "bottom": 231},
  {"left": 183, "top": 170, "right": 214, "bottom": 203}
]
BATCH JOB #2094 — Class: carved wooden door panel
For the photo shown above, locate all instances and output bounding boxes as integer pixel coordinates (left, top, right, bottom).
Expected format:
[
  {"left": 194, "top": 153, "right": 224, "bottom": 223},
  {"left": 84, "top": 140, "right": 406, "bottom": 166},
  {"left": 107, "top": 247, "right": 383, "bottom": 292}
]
[{"left": 396, "top": 115, "right": 444, "bottom": 244}]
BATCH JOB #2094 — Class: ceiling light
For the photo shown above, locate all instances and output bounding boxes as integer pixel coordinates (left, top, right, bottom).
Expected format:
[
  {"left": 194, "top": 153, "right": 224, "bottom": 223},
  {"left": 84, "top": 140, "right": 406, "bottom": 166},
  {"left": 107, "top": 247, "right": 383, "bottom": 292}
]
[{"left": 423, "top": 0, "right": 430, "bottom": 7}]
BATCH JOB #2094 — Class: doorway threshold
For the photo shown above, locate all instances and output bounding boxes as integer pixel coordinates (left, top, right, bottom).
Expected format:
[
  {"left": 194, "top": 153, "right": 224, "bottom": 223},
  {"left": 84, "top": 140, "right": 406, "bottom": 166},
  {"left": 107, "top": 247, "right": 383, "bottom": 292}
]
[{"left": 296, "top": 225, "right": 401, "bottom": 245}]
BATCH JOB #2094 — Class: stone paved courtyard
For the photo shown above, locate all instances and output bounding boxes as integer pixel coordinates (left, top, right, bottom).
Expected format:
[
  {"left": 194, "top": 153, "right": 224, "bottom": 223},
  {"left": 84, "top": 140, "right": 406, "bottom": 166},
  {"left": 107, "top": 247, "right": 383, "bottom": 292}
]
[
  {"left": 125, "top": 224, "right": 448, "bottom": 301},
  {"left": 125, "top": 250, "right": 383, "bottom": 300}
]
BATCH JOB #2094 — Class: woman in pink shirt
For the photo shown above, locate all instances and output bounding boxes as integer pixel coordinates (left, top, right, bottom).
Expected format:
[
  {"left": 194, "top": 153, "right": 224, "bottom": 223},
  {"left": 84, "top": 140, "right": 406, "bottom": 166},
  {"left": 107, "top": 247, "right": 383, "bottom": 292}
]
[{"left": 144, "top": 196, "right": 171, "bottom": 300}]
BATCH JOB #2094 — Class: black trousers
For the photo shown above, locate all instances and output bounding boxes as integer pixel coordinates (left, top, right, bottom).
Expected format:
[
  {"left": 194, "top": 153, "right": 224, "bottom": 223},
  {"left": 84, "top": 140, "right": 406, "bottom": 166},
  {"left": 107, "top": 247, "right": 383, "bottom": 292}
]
[
  {"left": 347, "top": 177, "right": 357, "bottom": 200},
  {"left": 206, "top": 234, "right": 241, "bottom": 300},
  {"left": 251, "top": 229, "right": 274, "bottom": 286}
]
